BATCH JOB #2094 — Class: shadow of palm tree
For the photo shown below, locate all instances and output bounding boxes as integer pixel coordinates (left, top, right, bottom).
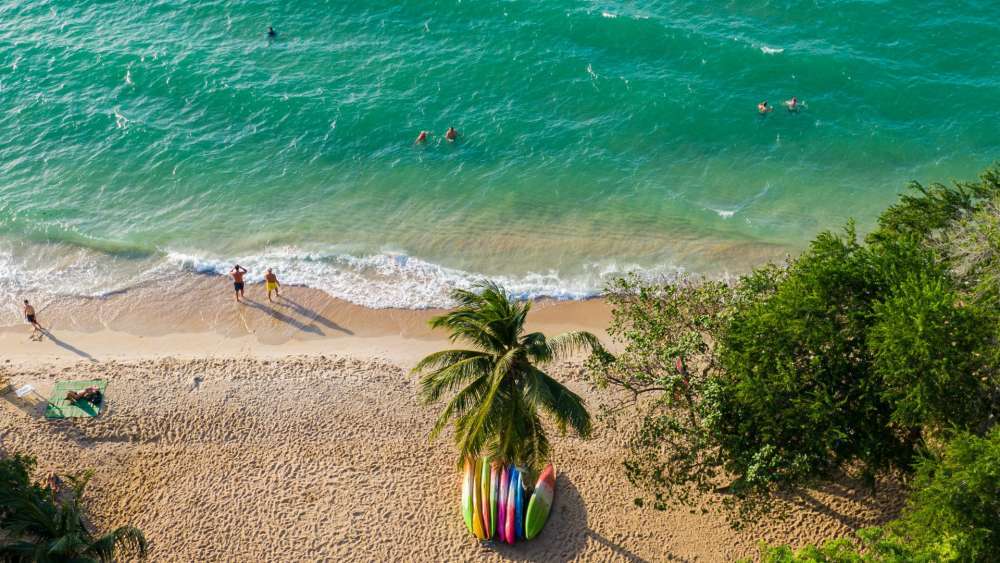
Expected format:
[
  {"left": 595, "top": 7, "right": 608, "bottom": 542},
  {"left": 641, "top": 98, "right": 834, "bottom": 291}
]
[
  {"left": 274, "top": 295, "right": 354, "bottom": 335},
  {"left": 489, "top": 474, "right": 656, "bottom": 562},
  {"left": 39, "top": 330, "right": 96, "bottom": 362}
]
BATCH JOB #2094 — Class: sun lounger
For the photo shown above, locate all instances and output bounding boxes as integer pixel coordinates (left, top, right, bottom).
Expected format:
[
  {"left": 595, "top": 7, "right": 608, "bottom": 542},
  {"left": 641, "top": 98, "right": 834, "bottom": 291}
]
[{"left": 45, "top": 379, "right": 107, "bottom": 419}]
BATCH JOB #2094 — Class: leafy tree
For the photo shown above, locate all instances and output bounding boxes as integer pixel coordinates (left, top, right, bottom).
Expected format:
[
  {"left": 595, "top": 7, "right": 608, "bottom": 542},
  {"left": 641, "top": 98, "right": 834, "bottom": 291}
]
[
  {"left": 0, "top": 455, "right": 148, "bottom": 562},
  {"left": 938, "top": 186, "right": 1000, "bottom": 309},
  {"left": 713, "top": 228, "right": 951, "bottom": 502},
  {"left": 757, "top": 427, "right": 1000, "bottom": 562},
  {"left": 0, "top": 454, "right": 43, "bottom": 522},
  {"left": 756, "top": 530, "right": 916, "bottom": 563},
  {"left": 869, "top": 274, "right": 993, "bottom": 432},
  {"left": 413, "top": 280, "right": 600, "bottom": 468},
  {"left": 867, "top": 167, "right": 1000, "bottom": 246},
  {"left": 589, "top": 268, "right": 783, "bottom": 512},
  {"left": 593, "top": 167, "right": 1000, "bottom": 524},
  {"left": 887, "top": 427, "right": 1000, "bottom": 561}
]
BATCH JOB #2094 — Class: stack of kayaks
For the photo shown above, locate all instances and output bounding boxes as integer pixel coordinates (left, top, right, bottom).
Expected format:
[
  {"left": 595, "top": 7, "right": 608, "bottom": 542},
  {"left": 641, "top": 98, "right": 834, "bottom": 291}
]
[{"left": 461, "top": 457, "right": 556, "bottom": 544}]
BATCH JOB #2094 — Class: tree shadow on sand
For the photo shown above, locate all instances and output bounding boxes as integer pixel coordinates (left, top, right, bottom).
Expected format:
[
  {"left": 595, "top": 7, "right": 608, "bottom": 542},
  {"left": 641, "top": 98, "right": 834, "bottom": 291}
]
[
  {"left": 787, "top": 476, "right": 905, "bottom": 531},
  {"left": 487, "top": 474, "right": 660, "bottom": 562},
  {"left": 273, "top": 296, "right": 354, "bottom": 335}
]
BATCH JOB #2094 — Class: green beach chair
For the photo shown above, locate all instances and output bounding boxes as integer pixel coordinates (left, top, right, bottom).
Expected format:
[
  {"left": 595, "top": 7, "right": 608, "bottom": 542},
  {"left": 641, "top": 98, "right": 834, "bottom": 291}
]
[{"left": 45, "top": 379, "right": 107, "bottom": 420}]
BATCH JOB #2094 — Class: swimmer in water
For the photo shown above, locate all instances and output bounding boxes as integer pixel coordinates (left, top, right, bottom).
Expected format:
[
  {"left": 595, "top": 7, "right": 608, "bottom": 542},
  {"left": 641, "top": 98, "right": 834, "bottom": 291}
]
[
  {"left": 444, "top": 127, "right": 458, "bottom": 142},
  {"left": 758, "top": 100, "right": 773, "bottom": 114},
  {"left": 784, "top": 97, "right": 799, "bottom": 112},
  {"left": 267, "top": 26, "right": 277, "bottom": 38},
  {"left": 415, "top": 131, "right": 428, "bottom": 144}
]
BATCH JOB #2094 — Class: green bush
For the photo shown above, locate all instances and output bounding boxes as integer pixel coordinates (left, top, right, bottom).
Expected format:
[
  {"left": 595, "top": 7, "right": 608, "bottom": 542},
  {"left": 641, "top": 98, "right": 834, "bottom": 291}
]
[
  {"left": 0, "top": 454, "right": 148, "bottom": 562},
  {"left": 591, "top": 166, "right": 1000, "bottom": 525},
  {"left": 888, "top": 427, "right": 1000, "bottom": 560},
  {"left": 758, "top": 428, "right": 1000, "bottom": 562},
  {"left": 870, "top": 274, "right": 993, "bottom": 431}
]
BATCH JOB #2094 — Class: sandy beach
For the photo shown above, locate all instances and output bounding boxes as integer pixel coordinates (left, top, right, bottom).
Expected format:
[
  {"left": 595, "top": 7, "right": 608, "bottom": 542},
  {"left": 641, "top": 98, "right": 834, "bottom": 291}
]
[{"left": 1, "top": 276, "right": 904, "bottom": 561}]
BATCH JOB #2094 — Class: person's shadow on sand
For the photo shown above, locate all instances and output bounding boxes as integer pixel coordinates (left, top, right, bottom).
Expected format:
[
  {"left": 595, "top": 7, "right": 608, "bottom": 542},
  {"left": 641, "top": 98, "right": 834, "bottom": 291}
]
[
  {"left": 489, "top": 474, "right": 654, "bottom": 562},
  {"left": 273, "top": 296, "right": 353, "bottom": 335},
  {"left": 243, "top": 299, "right": 325, "bottom": 336},
  {"left": 38, "top": 329, "right": 96, "bottom": 362}
]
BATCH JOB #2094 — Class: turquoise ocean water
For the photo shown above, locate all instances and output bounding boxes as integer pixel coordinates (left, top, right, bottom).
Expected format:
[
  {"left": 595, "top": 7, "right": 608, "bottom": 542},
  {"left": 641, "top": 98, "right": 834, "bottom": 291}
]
[{"left": 1, "top": 0, "right": 998, "bottom": 309}]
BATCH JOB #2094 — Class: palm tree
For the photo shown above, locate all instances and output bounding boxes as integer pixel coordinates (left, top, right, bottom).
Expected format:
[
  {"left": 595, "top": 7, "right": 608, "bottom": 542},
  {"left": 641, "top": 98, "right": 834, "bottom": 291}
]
[
  {"left": 0, "top": 460, "right": 148, "bottom": 563},
  {"left": 413, "top": 280, "right": 600, "bottom": 468}
]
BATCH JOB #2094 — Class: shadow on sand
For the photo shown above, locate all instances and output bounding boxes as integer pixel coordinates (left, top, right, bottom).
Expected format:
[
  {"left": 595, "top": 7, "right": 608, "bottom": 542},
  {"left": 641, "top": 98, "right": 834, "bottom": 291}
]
[
  {"left": 243, "top": 299, "right": 326, "bottom": 336},
  {"left": 274, "top": 295, "right": 354, "bottom": 335},
  {"left": 39, "top": 329, "right": 96, "bottom": 361},
  {"left": 487, "top": 474, "right": 657, "bottom": 562},
  {"left": 789, "top": 477, "right": 904, "bottom": 531}
]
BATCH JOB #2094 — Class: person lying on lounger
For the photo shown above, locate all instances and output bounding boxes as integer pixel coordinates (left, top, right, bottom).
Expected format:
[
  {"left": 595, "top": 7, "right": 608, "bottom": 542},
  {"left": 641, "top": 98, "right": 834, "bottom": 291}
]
[{"left": 65, "top": 387, "right": 102, "bottom": 405}]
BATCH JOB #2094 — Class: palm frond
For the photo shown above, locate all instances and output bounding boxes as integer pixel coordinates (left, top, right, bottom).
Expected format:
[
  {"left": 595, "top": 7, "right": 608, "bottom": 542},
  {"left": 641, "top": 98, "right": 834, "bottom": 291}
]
[
  {"left": 86, "top": 526, "right": 148, "bottom": 561},
  {"left": 546, "top": 330, "right": 602, "bottom": 361},
  {"left": 416, "top": 279, "right": 593, "bottom": 469},
  {"left": 418, "top": 355, "right": 494, "bottom": 404},
  {"left": 411, "top": 349, "right": 488, "bottom": 377},
  {"left": 532, "top": 368, "right": 593, "bottom": 438},
  {"left": 511, "top": 411, "right": 551, "bottom": 468},
  {"left": 429, "top": 374, "right": 491, "bottom": 440},
  {"left": 429, "top": 312, "right": 507, "bottom": 352},
  {"left": 520, "top": 332, "right": 552, "bottom": 363},
  {"left": 491, "top": 347, "right": 521, "bottom": 383},
  {"left": 48, "top": 534, "right": 90, "bottom": 557},
  {"left": 456, "top": 354, "right": 513, "bottom": 456},
  {"left": 0, "top": 541, "right": 43, "bottom": 562},
  {"left": 0, "top": 487, "right": 60, "bottom": 539}
]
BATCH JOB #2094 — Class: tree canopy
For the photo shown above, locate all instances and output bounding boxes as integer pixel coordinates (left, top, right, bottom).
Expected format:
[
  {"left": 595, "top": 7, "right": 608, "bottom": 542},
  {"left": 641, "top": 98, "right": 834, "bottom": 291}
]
[
  {"left": 758, "top": 427, "right": 1000, "bottom": 562},
  {"left": 591, "top": 166, "right": 1000, "bottom": 524},
  {"left": 0, "top": 454, "right": 148, "bottom": 562},
  {"left": 414, "top": 280, "right": 600, "bottom": 468}
]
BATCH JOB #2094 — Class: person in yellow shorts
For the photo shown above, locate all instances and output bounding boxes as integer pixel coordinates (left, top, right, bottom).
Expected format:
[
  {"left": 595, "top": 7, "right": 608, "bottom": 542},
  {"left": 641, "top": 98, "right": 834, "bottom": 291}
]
[{"left": 264, "top": 268, "right": 281, "bottom": 302}]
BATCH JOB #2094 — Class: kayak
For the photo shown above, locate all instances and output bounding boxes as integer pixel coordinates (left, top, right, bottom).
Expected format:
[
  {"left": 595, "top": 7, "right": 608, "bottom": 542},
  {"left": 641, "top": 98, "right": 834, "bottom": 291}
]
[{"left": 524, "top": 464, "right": 556, "bottom": 539}]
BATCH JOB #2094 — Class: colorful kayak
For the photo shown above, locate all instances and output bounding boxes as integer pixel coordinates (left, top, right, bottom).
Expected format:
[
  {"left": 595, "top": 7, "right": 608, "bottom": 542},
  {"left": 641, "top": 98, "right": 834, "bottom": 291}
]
[
  {"left": 525, "top": 464, "right": 556, "bottom": 539},
  {"left": 514, "top": 466, "right": 527, "bottom": 540},
  {"left": 497, "top": 464, "right": 510, "bottom": 544},
  {"left": 489, "top": 462, "right": 500, "bottom": 540},
  {"left": 505, "top": 466, "right": 518, "bottom": 544},
  {"left": 471, "top": 458, "right": 486, "bottom": 539},
  {"left": 461, "top": 458, "right": 476, "bottom": 535},
  {"left": 479, "top": 457, "right": 492, "bottom": 539}
]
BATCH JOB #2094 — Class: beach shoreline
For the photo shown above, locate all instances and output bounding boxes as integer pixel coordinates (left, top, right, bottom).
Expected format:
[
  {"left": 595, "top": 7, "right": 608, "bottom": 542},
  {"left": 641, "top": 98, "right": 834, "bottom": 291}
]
[{"left": 0, "top": 273, "right": 613, "bottom": 367}]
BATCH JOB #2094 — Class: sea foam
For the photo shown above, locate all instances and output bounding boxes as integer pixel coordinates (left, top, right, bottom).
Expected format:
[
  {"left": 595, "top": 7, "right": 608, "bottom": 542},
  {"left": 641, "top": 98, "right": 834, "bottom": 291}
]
[{"left": 164, "top": 248, "right": 642, "bottom": 309}]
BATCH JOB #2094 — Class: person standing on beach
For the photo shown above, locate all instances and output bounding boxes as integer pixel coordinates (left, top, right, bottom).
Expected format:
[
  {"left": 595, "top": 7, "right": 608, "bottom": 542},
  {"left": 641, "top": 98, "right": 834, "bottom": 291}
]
[
  {"left": 230, "top": 265, "right": 248, "bottom": 303},
  {"left": 264, "top": 268, "right": 281, "bottom": 302},
  {"left": 23, "top": 299, "right": 42, "bottom": 339}
]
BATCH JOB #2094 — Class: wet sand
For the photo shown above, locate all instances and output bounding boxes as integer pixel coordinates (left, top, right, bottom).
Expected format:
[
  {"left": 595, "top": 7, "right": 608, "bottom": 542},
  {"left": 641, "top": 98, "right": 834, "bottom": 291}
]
[{"left": 0, "top": 274, "right": 612, "bottom": 366}]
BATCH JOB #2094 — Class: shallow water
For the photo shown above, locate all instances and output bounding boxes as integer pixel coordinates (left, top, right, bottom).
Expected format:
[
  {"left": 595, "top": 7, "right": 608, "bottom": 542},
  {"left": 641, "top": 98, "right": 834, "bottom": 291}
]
[{"left": 1, "top": 0, "right": 998, "bottom": 308}]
